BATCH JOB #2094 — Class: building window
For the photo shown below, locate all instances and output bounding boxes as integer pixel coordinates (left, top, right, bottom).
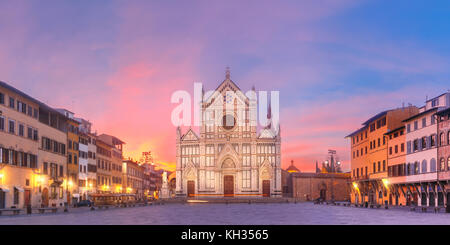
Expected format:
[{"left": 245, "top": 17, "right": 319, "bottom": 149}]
[
  {"left": 8, "top": 119, "right": 15, "bottom": 134},
  {"left": 440, "top": 158, "right": 445, "bottom": 171},
  {"left": 205, "top": 171, "right": 215, "bottom": 189},
  {"left": 422, "top": 160, "right": 427, "bottom": 173},
  {"left": 0, "top": 116, "right": 4, "bottom": 131},
  {"left": 430, "top": 134, "right": 436, "bottom": 147},
  {"left": 0, "top": 93, "right": 4, "bottom": 104},
  {"left": 18, "top": 123, "right": 24, "bottom": 137},
  {"left": 242, "top": 170, "right": 251, "bottom": 188},
  {"left": 9, "top": 97, "right": 15, "bottom": 108},
  {"left": 14, "top": 188, "right": 19, "bottom": 205},
  {"left": 430, "top": 158, "right": 437, "bottom": 172}
]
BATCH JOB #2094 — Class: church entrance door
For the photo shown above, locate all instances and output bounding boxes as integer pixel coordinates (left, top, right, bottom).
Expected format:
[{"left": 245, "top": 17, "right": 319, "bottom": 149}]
[
  {"left": 187, "top": 181, "right": 195, "bottom": 197},
  {"left": 224, "top": 176, "right": 234, "bottom": 197},
  {"left": 262, "top": 180, "right": 270, "bottom": 197}
]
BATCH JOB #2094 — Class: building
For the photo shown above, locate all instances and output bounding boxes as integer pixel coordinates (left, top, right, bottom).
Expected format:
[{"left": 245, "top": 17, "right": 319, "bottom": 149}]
[
  {"left": 76, "top": 117, "right": 97, "bottom": 197},
  {"left": 98, "top": 134, "right": 124, "bottom": 193},
  {"left": 437, "top": 106, "right": 450, "bottom": 207},
  {"left": 122, "top": 159, "right": 145, "bottom": 199},
  {"left": 290, "top": 172, "right": 351, "bottom": 201},
  {"left": 175, "top": 70, "right": 282, "bottom": 198},
  {"left": 0, "top": 81, "right": 71, "bottom": 208},
  {"left": 86, "top": 133, "right": 97, "bottom": 196},
  {"left": 0, "top": 82, "right": 41, "bottom": 208},
  {"left": 346, "top": 106, "right": 419, "bottom": 205},
  {"left": 96, "top": 138, "right": 112, "bottom": 193},
  {"left": 399, "top": 92, "right": 450, "bottom": 207},
  {"left": 77, "top": 133, "right": 89, "bottom": 200},
  {"left": 385, "top": 126, "right": 407, "bottom": 206},
  {"left": 56, "top": 109, "right": 80, "bottom": 204},
  {"left": 37, "top": 105, "right": 68, "bottom": 208}
]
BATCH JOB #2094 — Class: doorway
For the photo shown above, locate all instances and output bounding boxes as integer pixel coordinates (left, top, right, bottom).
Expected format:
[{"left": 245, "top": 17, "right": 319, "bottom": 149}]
[
  {"left": 187, "top": 181, "right": 195, "bottom": 197},
  {"left": 24, "top": 190, "right": 31, "bottom": 207},
  {"left": 0, "top": 190, "right": 5, "bottom": 209},
  {"left": 223, "top": 175, "right": 234, "bottom": 197},
  {"left": 320, "top": 189, "right": 327, "bottom": 201},
  {"left": 262, "top": 180, "right": 270, "bottom": 197},
  {"left": 42, "top": 188, "right": 49, "bottom": 207}
]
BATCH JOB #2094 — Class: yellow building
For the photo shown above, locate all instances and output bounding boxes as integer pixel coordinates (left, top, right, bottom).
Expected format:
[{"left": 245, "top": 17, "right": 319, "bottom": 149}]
[
  {"left": 385, "top": 126, "right": 408, "bottom": 206},
  {"left": 56, "top": 109, "right": 80, "bottom": 204},
  {"left": 347, "top": 106, "right": 418, "bottom": 206}
]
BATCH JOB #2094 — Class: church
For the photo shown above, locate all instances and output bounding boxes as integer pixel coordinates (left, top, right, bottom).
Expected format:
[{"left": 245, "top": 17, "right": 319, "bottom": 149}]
[{"left": 175, "top": 69, "right": 282, "bottom": 198}]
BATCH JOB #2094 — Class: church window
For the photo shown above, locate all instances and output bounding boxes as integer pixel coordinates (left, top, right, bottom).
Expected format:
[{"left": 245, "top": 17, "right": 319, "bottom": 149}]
[
  {"left": 242, "top": 170, "right": 251, "bottom": 188},
  {"left": 243, "top": 156, "right": 251, "bottom": 166},
  {"left": 205, "top": 171, "right": 215, "bottom": 189}
]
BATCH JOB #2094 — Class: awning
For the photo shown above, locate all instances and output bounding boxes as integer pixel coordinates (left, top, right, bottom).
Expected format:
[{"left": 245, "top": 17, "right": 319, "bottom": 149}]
[
  {"left": 14, "top": 186, "right": 24, "bottom": 192},
  {"left": 50, "top": 182, "right": 62, "bottom": 187},
  {"left": 0, "top": 185, "right": 10, "bottom": 192}
]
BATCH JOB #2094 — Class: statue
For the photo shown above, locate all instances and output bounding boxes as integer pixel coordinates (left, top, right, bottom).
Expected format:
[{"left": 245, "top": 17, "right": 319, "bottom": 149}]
[{"left": 160, "top": 171, "right": 170, "bottom": 199}]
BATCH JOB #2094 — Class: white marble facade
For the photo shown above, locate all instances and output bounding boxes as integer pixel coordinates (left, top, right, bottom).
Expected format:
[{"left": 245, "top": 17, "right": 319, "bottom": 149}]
[{"left": 175, "top": 71, "right": 281, "bottom": 198}]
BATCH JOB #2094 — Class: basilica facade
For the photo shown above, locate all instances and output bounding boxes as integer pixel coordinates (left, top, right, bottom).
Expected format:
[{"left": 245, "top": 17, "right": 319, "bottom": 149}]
[{"left": 175, "top": 70, "right": 282, "bottom": 198}]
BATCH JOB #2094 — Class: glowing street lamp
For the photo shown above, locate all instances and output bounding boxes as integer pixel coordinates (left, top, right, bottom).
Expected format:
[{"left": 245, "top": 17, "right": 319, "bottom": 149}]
[
  {"left": 382, "top": 178, "right": 389, "bottom": 189},
  {"left": 352, "top": 182, "right": 359, "bottom": 192}
]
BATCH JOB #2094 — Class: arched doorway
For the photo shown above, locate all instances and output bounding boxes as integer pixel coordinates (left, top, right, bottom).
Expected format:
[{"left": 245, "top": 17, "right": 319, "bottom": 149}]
[{"left": 42, "top": 188, "right": 49, "bottom": 207}]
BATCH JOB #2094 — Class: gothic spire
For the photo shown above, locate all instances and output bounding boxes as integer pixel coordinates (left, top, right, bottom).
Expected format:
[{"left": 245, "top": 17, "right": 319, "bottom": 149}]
[{"left": 225, "top": 66, "right": 230, "bottom": 79}]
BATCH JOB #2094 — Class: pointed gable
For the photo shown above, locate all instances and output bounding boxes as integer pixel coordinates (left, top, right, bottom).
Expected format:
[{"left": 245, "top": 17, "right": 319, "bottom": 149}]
[
  {"left": 181, "top": 128, "right": 199, "bottom": 142},
  {"left": 258, "top": 128, "right": 276, "bottom": 139}
]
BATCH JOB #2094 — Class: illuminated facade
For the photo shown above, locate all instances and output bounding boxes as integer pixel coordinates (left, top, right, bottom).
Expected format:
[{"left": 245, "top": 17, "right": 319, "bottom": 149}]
[
  {"left": 400, "top": 92, "right": 450, "bottom": 207},
  {"left": 0, "top": 82, "right": 41, "bottom": 208},
  {"left": 96, "top": 139, "right": 112, "bottom": 193},
  {"left": 56, "top": 109, "right": 80, "bottom": 204},
  {"left": 347, "top": 106, "right": 419, "bottom": 205},
  {"left": 175, "top": 70, "right": 282, "bottom": 198},
  {"left": 122, "top": 159, "right": 145, "bottom": 198},
  {"left": 98, "top": 134, "right": 124, "bottom": 194}
]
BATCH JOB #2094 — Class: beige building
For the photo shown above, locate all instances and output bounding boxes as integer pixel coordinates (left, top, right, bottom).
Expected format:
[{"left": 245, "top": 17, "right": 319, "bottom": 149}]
[
  {"left": 37, "top": 105, "right": 68, "bottom": 207},
  {"left": 0, "top": 81, "right": 66, "bottom": 208},
  {"left": 123, "top": 159, "right": 145, "bottom": 198}
]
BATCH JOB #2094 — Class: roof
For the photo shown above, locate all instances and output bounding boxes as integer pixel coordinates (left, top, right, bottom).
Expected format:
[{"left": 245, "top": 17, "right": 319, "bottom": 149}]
[
  {"left": 345, "top": 126, "right": 367, "bottom": 138},
  {"left": 98, "top": 134, "right": 125, "bottom": 145},
  {"left": 425, "top": 92, "right": 449, "bottom": 102},
  {"left": 362, "top": 110, "right": 390, "bottom": 126},
  {"left": 402, "top": 107, "right": 438, "bottom": 122},
  {"left": 0, "top": 80, "right": 61, "bottom": 115},
  {"left": 436, "top": 106, "right": 450, "bottom": 116}
]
